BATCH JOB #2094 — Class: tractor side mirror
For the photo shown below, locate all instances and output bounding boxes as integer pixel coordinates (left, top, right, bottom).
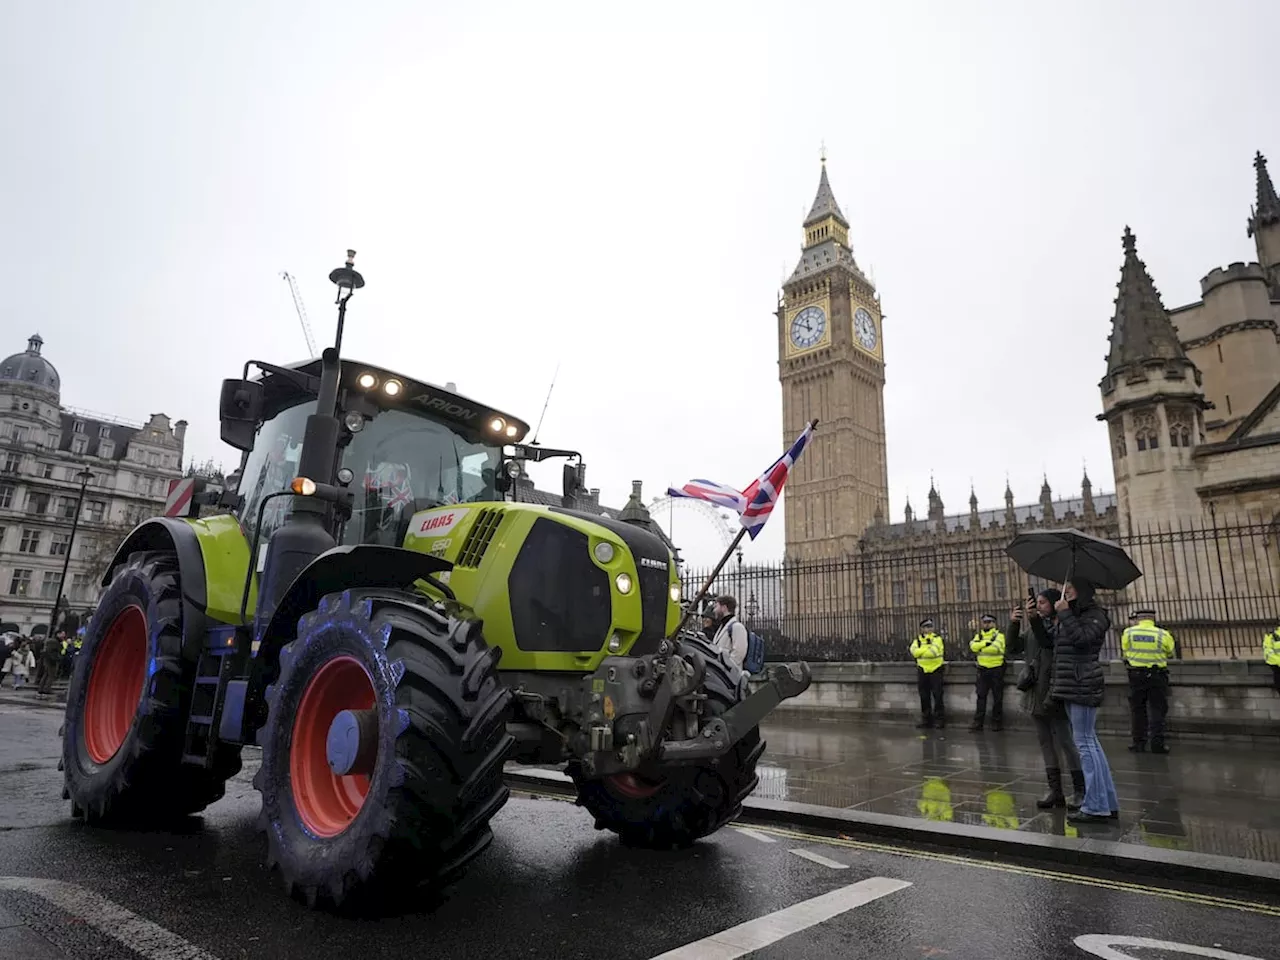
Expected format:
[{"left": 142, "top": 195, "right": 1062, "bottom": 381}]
[
  {"left": 562, "top": 463, "right": 581, "bottom": 500},
  {"left": 219, "top": 379, "right": 264, "bottom": 451}
]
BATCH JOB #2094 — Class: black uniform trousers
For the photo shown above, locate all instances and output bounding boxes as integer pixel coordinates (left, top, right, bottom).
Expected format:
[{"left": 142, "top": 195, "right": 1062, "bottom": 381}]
[
  {"left": 917, "top": 666, "right": 945, "bottom": 726},
  {"left": 973, "top": 665, "right": 1006, "bottom": 725},
  {"left": 1127, "top": 666, "right": 1169, "bottom": 746}
]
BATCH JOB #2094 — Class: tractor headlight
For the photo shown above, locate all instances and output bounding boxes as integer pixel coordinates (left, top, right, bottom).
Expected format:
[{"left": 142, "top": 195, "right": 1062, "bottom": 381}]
[
  {"left": 343, "top": 411, "right": 364, "bottom": 433},
  {"left": 383, "top": 378, "right": 403, "bottom": 397},
  {"left": 669, "top": 584, "right": 681, "bottom": 604},
  {"left": 607, "top": 633, "right": 622, "bottom": 653},
  {"left": 615, "top": 573, "right": 632, "bottom": 595},
  {"left": 594, "top": 542, "right": 615, "bottom": 564},
  {"left": 504, "top": 460, "right": 522, "bottom": 479},
  {"left": 489, "top": 417, "right": 506, "bottom": 433},
  {"left": 290, "top": 477, "right": 317, "bottom": 496},
  {"left": 357, "top": 372, "right": 378, "bottom": 390}
]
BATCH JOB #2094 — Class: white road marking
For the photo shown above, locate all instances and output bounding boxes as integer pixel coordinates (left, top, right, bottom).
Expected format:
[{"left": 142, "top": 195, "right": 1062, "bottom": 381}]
[
  {"left": 788, "top": 848, "right": 850, "bottom": 869},
  {"left": 647, "top": 876, "right": 912, "bottom": 959},
  {"left": 733, "top": 827, "right": 777, "bottom": 844},
  {"left": 1075, "top": 934, "right": 1266, "bottom": 960},
  {"left": 0, "top": 876, "right": 219, "bottom": 960}
]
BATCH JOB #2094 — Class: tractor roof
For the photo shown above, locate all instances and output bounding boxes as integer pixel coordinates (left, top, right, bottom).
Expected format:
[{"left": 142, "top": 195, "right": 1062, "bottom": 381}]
[{"left": 259, "top": 356, "right": 531, "bottom": 443}]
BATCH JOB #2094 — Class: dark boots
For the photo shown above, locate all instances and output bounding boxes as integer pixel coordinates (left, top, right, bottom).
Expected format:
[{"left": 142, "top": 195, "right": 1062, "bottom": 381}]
[
  {"left": 1068, "top": 769, "right": 1085, "bottom": 812},
  {"left": 1037, "top": 768, "right": 1065, "bottom": 808}
]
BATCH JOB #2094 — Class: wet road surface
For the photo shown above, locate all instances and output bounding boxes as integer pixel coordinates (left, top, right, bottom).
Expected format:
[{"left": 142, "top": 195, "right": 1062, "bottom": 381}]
[{"left": 0, "top": 702, "right": 1277, "bottom": 960}]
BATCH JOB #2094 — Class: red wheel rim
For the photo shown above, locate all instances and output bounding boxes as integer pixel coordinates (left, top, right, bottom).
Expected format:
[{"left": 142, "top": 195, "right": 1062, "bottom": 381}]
[
  {"left": 83, "top": 605, "right": 148, "bottom": 764},
  {"left": 290, "top": 656, "right": 376, "bottom": 838},
  {"left": 607, "top": 773, "right": 665, "bottom": 799}
]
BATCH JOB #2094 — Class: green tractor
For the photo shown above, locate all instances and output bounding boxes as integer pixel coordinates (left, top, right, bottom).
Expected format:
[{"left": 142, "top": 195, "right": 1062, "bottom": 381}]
[{"left": 59, "top": 251, "right": 812, "bottom": 907}]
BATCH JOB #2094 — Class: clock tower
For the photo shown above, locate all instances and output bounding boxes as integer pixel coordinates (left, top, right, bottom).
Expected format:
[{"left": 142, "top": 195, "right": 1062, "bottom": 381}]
[{"left": 777, "top": 159, "right": 889, "bottom": 560}]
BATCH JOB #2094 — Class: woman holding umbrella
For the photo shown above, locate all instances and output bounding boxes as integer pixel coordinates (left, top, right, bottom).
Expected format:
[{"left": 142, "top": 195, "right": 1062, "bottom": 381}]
[
  {"left": 1051, "top": 578, "right": 1118, "bottom": 824},
  {"left": 1006, "top": 528, "right": 1141, "bottom": 825}
]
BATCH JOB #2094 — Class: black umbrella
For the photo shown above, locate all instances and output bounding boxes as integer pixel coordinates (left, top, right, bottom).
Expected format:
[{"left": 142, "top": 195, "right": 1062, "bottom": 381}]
[{"left": 1005, "top": 528, "right": 1142, "bottom": 591}]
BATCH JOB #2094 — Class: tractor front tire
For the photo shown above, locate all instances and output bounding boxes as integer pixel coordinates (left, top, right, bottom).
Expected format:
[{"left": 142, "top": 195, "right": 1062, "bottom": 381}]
[
  {"left": 569, "top": 637, "right": 765, "bottom": 849},
  {"left": 254, "top": 589, "right": 513, "bottom": 908},
  {"left": 61, "top": 550, "right": 242, "bottom": 823}
]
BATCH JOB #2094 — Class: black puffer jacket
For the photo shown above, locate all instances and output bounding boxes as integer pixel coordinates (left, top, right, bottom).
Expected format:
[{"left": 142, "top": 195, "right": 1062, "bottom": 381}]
[{"left": 1049, "top": 595, "right": 1111, "bottom": 708}]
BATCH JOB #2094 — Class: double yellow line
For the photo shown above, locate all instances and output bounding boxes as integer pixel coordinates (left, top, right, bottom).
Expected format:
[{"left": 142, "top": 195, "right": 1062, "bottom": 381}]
[{"left": 739, "top": 822, "right": 1280, "bottom": 919}]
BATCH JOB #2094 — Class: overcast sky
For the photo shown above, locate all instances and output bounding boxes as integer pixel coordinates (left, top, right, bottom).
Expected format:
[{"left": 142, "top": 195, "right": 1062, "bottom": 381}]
[{"left": 3, "top": 1, "right": 1276, "bottom": 568}]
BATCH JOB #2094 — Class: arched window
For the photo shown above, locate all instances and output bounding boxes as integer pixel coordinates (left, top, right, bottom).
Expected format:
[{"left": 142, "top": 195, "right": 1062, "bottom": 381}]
[
  {"left": 1134, "top": 412, "right": 1159, "bottom": 451},
  {"left": 1168, "top": 410, "right": 1192, "bottom": 448}
]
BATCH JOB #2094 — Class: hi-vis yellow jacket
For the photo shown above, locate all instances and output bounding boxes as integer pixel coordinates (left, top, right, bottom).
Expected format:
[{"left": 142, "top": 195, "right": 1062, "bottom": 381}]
[
  {"left": 911, "top": 633, "right": 945, "bottom": 673},
  {"left": 969, "top": 628, "right": 1006, "bottom": 669}
]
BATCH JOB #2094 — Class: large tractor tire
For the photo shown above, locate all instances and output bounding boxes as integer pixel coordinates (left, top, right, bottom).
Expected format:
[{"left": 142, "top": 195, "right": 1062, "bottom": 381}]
[
  {"left": 61, "top": 551, "right": 243, "bottom": 823},
  {"left": 253, "top": 589, "right": 513, "bottom": 908},
  {"left": 569, "top": 635, "right": 765, "bottom": 849}
]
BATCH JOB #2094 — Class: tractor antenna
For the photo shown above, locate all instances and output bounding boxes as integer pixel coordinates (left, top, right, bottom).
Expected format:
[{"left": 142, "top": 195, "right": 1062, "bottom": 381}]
[
  {"left": 281, "top": 271, "right": 318, "bottom": 358},
  {"left": 531, "top": 361, "right": 560, "bottom": 445}
]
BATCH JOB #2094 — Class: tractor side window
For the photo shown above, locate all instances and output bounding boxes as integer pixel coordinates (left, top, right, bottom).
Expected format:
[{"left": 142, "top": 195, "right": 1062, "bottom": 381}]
[
  {"left": 236, "top": 401, "right": 315, "bottom": 553},
  {"left": 339, "top": 410, "right": 500, "bottom": 547}
]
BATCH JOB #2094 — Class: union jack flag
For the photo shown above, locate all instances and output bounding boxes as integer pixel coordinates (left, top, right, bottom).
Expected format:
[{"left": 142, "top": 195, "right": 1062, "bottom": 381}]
[{"left": 667, "top": 419, "right": 818, "bottom": 541}]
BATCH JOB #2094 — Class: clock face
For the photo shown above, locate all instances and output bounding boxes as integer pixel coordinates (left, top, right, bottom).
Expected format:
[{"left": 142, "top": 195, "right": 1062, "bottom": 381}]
[
  {"left": 790, "top": 305, "right": 827, "bottom": 349},
  {"left": 854, "top": 307, "right": 878, "bottom": 350}
]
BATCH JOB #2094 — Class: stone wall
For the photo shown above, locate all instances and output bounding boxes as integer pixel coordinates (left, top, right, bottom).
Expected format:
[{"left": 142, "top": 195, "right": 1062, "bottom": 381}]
[{"left": 758, "top": 660, "right": 1280, "bottom": 743}]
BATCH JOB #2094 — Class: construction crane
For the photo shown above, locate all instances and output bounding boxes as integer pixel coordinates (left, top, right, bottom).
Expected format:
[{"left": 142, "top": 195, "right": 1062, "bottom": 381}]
[{"left": 280, "top": 271, "right": 318, "bottom": 358}]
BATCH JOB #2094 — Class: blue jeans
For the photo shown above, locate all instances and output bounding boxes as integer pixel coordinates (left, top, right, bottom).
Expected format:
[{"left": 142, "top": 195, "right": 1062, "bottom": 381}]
[{"left": 1066, "top": 703, "right": 1118, "bottom": 816}]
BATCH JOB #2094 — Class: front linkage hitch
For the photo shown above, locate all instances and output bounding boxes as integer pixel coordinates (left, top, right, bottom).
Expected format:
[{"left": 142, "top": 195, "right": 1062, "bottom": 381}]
[
  {"left": 644, "top": 643, "right": 813, "bottom": 765},
  {"left": 571, "top": 641, "right": 812, "bottom": 779}
]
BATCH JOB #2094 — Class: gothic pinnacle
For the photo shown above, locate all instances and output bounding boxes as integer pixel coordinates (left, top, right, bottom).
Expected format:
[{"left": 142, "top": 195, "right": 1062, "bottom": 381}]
[{"left": 1249, "top": 151, "right": 1280, "bottom": 235}]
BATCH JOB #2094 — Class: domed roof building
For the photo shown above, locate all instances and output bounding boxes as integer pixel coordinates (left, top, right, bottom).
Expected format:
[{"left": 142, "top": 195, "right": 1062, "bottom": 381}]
[
  {"left": 1, "top": 334, "right": 60, "bottom": 398},
  {"left": 0, "top": 334, "right": 187, "bottom": 636}
]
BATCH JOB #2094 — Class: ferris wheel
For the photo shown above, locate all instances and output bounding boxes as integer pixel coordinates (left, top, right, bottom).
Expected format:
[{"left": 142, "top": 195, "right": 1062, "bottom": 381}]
[{"left": 647, "top": 494, "right": 737, "bottom": 553}]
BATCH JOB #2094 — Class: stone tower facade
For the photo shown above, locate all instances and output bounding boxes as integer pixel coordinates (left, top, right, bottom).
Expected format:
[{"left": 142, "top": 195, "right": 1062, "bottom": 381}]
[
  {"left": 1098, "top": 228, "right": 1210, "bottom": 536},
  {"left": 777, "top": 160, "right": 889, "bottom": 561}
]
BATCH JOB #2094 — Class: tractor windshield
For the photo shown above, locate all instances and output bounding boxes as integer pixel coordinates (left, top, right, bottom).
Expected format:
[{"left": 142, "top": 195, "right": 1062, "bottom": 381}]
[{"left": 237, "top": 401, "right": 502, "bottom": 549}]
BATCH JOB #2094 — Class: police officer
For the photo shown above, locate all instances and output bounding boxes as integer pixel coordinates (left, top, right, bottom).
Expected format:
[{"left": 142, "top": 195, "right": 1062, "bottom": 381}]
[
  {"left": 969, "top": 613, "right": 1007, "bottom": 732},
  {"left": 1122, "top": 608, "right": 1174, "bottom": 754},
  {"left": 911, "top": 618, "right": 946, "bottom": 729},
  {"left": 1263, "top": 624, "right": 1280, "bottom": 693}
]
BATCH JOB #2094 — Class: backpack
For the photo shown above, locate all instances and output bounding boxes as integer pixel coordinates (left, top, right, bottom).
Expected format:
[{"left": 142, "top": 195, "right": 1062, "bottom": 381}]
[{"left": 743, "top": 628, "right": 766, "bottom": 675}]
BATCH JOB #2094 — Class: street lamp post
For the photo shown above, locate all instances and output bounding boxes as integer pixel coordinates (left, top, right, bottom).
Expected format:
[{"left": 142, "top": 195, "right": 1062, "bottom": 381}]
[{"left": 48, "top": 468, "right": 94, "bottom": 635}]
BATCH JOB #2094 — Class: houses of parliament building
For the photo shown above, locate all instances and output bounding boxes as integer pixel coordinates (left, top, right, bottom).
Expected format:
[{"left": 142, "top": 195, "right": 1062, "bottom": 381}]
[{"left": 776, "top": 153, "right": 1280, "bottom": 636}]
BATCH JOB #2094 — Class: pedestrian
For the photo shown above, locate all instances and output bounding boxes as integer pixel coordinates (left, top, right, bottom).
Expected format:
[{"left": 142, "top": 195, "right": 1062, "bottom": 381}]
[
  {"left": 8, "top": 641, "right": 34, "bottom": 689},
  {"left": 37, "top": 631, "right": 63, "bottom": 700},
  {"left": 911, "top": 618, "right": 946, "bottom": 729},
  {"left": 700, "top": 606, "right": 717, "bottom": 643},
  {"left": 1122, "top": 608, "right": 1174, "bottom": 754},
  {"left": 710, "top": 595, "right": 748, "bottom": 671},
  {"left": 1263, "top": 623, "right": 1280, "bottom": 693},
  {"left": 968, "top": 614, "right": 1007, "bottom": 732},
  {"left": 1007, "top": 589, "right": 1084, "bottom": 811},
  {"left": 1051, "top": 578, "right": 1118, "bottom": 824},
  {"left": 31, "top": 637, "right": 48, "bottom": 692}
]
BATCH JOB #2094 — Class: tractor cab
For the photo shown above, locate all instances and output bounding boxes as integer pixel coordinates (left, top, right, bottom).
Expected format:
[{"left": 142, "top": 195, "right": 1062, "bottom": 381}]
[{"left": 221, "top": 358, "right": 534, "bottom": 550}]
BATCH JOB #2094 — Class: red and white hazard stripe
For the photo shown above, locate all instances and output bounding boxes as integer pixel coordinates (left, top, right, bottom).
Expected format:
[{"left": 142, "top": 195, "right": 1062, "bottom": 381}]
[{"left": 164, "top": 478, "right": 196, "bottom": 517}]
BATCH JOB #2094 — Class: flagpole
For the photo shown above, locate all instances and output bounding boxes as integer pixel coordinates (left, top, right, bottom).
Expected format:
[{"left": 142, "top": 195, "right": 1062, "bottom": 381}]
[{"left": 669, "top": 526, "right": 750, "bottom": 641}]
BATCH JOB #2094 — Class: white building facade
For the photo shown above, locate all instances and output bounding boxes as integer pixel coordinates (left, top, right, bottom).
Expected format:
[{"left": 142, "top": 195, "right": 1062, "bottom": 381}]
[{"left": 0, "top": 334, "right": 186, "bottom": 635}]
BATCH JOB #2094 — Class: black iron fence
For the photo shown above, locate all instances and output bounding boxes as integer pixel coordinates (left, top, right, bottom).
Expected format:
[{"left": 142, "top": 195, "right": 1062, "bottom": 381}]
[{"left": 681, "top": 520, "right": 1280, "bottom": 661}]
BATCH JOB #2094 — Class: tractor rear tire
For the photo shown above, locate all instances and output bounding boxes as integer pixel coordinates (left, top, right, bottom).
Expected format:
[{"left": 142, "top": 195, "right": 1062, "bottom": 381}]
[
  {"left": 61, "top": 550, "right": 243, "bottom": 823},
  {"left": 568, "top": 636, "right": 765, "bottom": 849},
  {"left": 253, "top": 589, "right": 513, "bottom": 908}
]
